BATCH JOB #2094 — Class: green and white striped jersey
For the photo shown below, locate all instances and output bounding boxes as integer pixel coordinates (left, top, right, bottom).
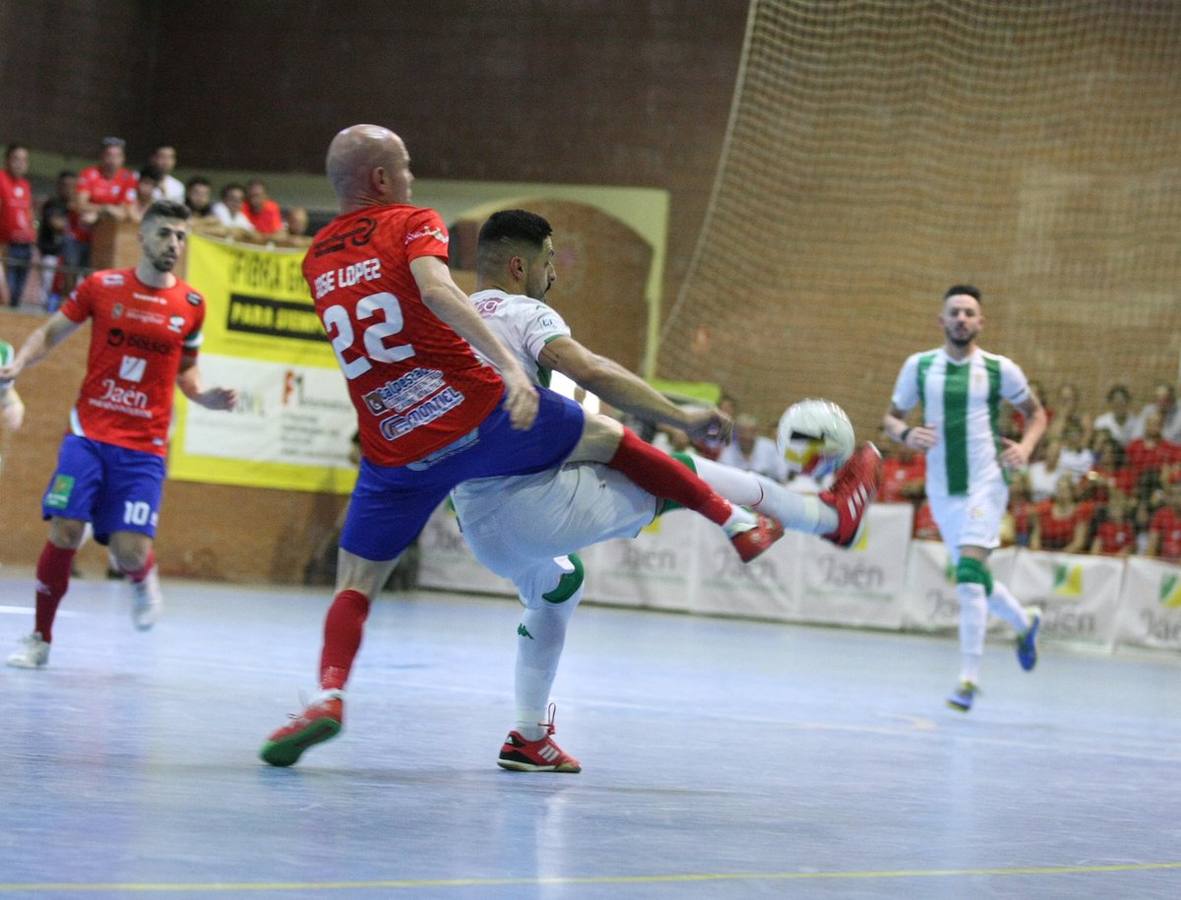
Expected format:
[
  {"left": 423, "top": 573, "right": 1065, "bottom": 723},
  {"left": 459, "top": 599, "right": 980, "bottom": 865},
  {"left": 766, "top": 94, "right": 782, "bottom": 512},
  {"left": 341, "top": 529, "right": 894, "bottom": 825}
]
[{"left": 891, "top": 347, "right": 1031, "bottom": 497}]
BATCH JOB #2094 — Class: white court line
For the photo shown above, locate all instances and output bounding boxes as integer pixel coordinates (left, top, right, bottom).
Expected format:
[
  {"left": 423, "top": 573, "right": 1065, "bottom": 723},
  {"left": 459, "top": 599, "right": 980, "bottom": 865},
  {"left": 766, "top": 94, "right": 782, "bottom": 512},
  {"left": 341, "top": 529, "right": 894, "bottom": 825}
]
[{"left": 0, "top": 605, "right": 79, "bottom": 617}]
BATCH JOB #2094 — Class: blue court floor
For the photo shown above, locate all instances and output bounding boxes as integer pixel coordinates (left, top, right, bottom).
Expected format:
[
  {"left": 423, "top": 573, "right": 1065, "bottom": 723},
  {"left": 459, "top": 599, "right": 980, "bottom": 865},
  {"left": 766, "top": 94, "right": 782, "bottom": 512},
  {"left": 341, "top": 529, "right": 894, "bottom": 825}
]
[{"left": 1, "top": 575, "right": 1179, "bottom": 899}]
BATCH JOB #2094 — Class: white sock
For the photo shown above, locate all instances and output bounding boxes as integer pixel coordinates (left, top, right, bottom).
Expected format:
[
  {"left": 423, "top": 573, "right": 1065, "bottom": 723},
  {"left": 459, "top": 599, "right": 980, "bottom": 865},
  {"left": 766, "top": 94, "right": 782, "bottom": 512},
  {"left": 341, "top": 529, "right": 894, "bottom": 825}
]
[
  {"left": 689, "top": 457, "right": 838, "bottom": 535},
  {"left": 721, "top": 506, "right": 756, "bottom": 536},
  {"left": 957, "top": 581, "right": 987, "bottom": 683},
  {"left": 988, "top": 580, "right": 1031, "bottom": 634},
  {"left": 515, "top": 586, "right": 582, "bottom": 741}
]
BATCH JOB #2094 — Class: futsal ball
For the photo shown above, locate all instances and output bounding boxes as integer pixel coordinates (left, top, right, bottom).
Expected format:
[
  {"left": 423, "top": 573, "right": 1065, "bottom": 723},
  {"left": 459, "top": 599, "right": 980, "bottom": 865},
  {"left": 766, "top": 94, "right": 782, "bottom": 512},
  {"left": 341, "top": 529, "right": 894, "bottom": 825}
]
[{"left": 776, "top": 399, "right": 855, "bottom": 478}]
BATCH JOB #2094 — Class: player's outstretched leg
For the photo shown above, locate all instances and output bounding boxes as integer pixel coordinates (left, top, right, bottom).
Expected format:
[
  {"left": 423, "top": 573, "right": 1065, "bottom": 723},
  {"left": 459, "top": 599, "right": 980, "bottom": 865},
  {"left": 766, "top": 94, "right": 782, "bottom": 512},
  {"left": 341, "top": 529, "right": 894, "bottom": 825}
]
[
  {"left": 7, "top": 522, "right": 84, "bottom": 669},
  {"left": 987, "top": 579, "right": 1040, "bottom": 671},
  {"left": 818, "top": 443, "right": 882, "bottom": 547},
  {"left": 498, "top": 557, "right": 583, "bottom": 773},
  {"left": 260, "top": 587, "right": 369, "bottom": 767},
  {"left": 948, "top": 556, "right": 989, "bottom": 712}
]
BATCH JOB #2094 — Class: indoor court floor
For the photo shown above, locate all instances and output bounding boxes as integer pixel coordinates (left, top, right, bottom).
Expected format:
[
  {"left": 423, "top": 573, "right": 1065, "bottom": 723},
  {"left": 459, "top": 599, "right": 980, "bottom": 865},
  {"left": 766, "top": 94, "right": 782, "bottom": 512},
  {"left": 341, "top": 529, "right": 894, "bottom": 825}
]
[{"left": 1, "top": 575, "right": 1179, "bottom": 899}]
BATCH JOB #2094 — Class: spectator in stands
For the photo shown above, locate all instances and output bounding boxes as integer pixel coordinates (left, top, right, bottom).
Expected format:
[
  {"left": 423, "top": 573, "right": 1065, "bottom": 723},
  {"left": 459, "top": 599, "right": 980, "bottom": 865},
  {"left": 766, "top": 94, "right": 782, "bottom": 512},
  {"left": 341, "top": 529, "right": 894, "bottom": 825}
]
[
  {"left": 129, "top": 166, "right": 162, "bottom": 222},
  {"left": 1089, "top": 491, "right": 1136, "bottom": 558},
  {"left": 1126, "top": 409, "right": 1181, "bottom": 484},
  {"left": 1093, "top": 384, "right": 1137, "bottom": 447},
  {"left": 71, "top": 136, "right": 138, "bottom": 269},
  {"left": 1027, "top": 439, "right": 1066, "bottom": 501},
  {"left": 0, "top": 144, "right": 35, "bottom": 307},
  {"left": 1080, "top": 438, "right": 1134, "bottom": 505},
  {"left": 718, "top": 413, "right": 786, "bottom": 480},
  {"left": 1057, "top": 418, "right": 1095, "bottom": 479},
  {"left": 148, "top": 145, "right": 184, "bottom": 202},
  {"left": 1134, "top": 382, "right": 1181, "bottom": 443},
  {"left": 1030, "top": 473, "right": 1091, "bottom": 553},
  {"left": 211, "top": 183, "right": 255, "bottom": 231},
  {"left": 242, "top": 179, "right": 284, "bottom": 235},
  {"left": 1147, "top": 480, "right": 1181, "bottom": 562},
  {"left": 1047, "top": 382, "right": 1089, "bottom": 443},
  {"left": 1002, "top": 471, "right": 1036, "bottom": 547},
  {"left": 184, "top": 176, "right": 215, "bottom": 219},
  {"left": 877, "top": 425, "right": 926, "bottom": 503},
  {"left": 912, "top": 498, "right": 940, "bottom": 541},
  {"left": 36, "top": 171, "right": 75, "bottom": 311},
  {"left": 285, "top": 205, "right": 311, "bottom": 236}
]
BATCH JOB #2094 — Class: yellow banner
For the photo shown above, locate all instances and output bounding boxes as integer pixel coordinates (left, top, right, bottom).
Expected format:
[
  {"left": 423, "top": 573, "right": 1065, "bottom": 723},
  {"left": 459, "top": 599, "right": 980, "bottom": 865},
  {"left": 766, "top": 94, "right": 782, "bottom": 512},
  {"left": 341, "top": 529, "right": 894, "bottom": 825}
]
[{"left": 169, "top": 234, "right": 358, "bottom": 494}]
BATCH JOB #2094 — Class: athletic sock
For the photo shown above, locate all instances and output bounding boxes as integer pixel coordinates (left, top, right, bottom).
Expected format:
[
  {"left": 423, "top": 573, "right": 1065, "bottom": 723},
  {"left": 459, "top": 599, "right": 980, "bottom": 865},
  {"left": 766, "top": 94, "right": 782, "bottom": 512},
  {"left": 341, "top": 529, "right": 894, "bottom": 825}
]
[
  {"left": 957, "top": 581, "right": 987, "bottom": 683},
  {"left": 515, "top": 586, "right": 582, "bottom": 741},
  {"left": 319, "top": 589, "right": 370, "bottom": 691},
  {"left": 121, "top": 548, "right": 156, "bottom": 583},
  {"left": 608, "top": 428, "right": 734, "bottom": 526},
  {"left": 988, "top": 580, "right": 1031, "bottom": 633},
  {"left": 34, "top": 542, "right": 76, "bottom": 643}
]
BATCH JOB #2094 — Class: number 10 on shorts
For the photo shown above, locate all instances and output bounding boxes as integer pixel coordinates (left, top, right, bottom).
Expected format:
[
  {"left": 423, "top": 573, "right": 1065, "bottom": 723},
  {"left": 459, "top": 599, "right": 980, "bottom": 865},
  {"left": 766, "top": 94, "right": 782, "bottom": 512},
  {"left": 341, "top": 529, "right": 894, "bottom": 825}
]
[{"left": 123, "top": 500, "right": 155, "bottom": 527}]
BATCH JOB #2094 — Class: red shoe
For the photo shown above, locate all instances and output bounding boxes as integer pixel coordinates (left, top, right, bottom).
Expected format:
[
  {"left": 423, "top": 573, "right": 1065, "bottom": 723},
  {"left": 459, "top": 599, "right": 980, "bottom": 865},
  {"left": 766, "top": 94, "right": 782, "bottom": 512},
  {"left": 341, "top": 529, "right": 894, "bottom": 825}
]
[
  {"left": 260, "top": 690, "right": 344, "bottom": 767},
  {"left": 730, "top": 513, "right": 785, "bottom": 562},
  {"left": 498, "top": 704, "right": 581, "bottom": 773},
  {"left": 820, "top": 443, "right": 882, "bottom": 548}
]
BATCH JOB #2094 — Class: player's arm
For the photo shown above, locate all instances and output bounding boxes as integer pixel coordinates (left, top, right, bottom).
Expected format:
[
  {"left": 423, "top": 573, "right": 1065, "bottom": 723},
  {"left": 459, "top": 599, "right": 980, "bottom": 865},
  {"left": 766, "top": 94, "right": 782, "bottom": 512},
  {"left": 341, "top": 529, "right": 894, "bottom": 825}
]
[
  {"left": 409, "top": 255, "right": 537, "bottom": 430},
  {"left": 538, "top": 335, "right": 729, "bottom": 442},
  {"left": 1000, "top": 395, "right": 1048, "bottom": 469},
  {"left": 0, "top": 312, "right": 83, "bottom": 386},
  {"left": 883, "top": 404, "right": 937, "bottom": 451},
  {"left": 176, "top": 356, "right": 238, "bottom": 410},
  {"left": 0, "top": 385, "right": 24, "bottom": 430}
]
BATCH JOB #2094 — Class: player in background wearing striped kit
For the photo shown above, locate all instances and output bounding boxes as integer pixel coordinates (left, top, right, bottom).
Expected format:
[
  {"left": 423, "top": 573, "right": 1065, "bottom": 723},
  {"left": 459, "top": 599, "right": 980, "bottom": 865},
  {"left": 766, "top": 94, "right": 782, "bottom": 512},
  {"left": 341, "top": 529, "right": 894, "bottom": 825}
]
[{"left": 883, "top": 285, "right": 1048, "bottom": 711}]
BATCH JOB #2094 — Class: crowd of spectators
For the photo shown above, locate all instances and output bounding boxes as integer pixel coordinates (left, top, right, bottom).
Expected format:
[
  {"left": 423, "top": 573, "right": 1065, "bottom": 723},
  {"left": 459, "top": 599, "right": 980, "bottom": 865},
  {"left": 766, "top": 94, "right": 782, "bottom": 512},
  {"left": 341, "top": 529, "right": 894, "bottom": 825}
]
[{"left": 0, "top": 137, "right": 314, "bottom": 309}]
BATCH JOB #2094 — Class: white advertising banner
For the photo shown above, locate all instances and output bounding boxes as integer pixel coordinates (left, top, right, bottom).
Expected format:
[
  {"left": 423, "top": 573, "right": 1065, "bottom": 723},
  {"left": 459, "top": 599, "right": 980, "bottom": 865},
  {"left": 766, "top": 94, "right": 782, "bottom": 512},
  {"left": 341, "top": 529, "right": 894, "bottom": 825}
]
[
  {"left": 791, "top": 503, "right": 913, "bottom": 629},
  {"left": 416, "top": 504, "right": 516, "bottom": 597},
  {"left": 690, "top": 526, "right": 801, "bottom": 621},
  {"left": 902, "top": 542, "right": 1015, "bottom": 634},
  {"left": 580, "top": 510, "right": 701, "bottom": 611},
  {"left": 1114, "top": 557, "right": 1181, "bottom": 651},
  {"left": 1009, "top": 550, "right": 1125, "bottom": 647}
]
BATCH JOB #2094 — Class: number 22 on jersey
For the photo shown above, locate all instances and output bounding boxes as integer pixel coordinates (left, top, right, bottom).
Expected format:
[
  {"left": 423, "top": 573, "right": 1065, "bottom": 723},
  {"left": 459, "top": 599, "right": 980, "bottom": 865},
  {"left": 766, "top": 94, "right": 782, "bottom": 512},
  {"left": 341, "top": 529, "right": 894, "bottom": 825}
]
[{"left": 322, "top": 292, "right": 415, "bottom": 379}]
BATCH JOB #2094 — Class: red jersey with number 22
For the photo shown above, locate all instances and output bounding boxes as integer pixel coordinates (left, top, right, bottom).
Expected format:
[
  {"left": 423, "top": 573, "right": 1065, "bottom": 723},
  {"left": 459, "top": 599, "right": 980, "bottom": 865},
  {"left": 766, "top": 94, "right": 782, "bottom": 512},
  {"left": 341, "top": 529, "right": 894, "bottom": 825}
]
[
  {"left": 60, "top": 269, "right": 205, "bottom": 456},
  {"left": 303, "top": 204, "right": 503, "bottom": 467}
]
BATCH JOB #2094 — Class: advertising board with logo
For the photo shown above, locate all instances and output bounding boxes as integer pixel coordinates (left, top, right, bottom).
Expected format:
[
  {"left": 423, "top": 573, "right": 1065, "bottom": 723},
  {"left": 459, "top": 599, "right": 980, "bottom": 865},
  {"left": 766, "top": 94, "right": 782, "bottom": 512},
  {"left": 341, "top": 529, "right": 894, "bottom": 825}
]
[{"left": 1115, "top": 556, "right": 1181, "bottom": 651}]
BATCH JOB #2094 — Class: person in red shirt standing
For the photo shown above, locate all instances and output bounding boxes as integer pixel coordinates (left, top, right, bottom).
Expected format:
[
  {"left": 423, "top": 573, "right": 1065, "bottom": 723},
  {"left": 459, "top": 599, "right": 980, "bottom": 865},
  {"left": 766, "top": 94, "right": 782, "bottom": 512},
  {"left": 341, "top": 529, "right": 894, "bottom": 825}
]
[
  {"left": 260, "top": 124, "right": 785, "bottom": 767},
  {"left": 0, "top": 201, "right": 239, "bottom": 669},
  {"left": 1148, "top": 481, "right": 1181, "bottom": 562},
  {"left": 242, "top": 179, "right": 285, "bottom": 235},
  {"left": 1090, "top": 491, "right": 1137, "bottom": 557},
  {"left": 0, "top": 144, "right": 36, "bottom": 307},
  {"left": 1126, "top": 410, "right": 1181, "bottom": 484},
  {"left": 69, "top": 136, "right": 139, "bottom": 271},
  {"left": 1030, "top": 474, "right": 1091, "bottom": 553}
]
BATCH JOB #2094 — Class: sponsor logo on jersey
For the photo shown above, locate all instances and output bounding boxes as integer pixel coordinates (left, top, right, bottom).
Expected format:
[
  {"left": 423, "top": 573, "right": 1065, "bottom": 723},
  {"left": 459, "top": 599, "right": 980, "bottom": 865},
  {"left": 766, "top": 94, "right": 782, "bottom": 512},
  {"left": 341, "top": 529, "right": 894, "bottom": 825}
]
[
  {"left": 45, "top": 474, "right": 75, "bottom": 509},
  {"left": 112, "top": 303, "right": 124, "bottom": 319},
  {"left": 362, "top": 368, "right": 446, "bottom": 415},
  {"left": 101, "top": 273, "right": 125, "bottom": 286},
  {"left": 312, "top": 216, "right": 376, "bottom": 257},
  {"left": 92, "top": 378, "right": 151, "bottom": 417},
  {"left": 404, "top": 225, "right": 449, "bottom": 246},
  {"left": 119, "top": 355, "right": 147, "bottom": 383},
  {"left": 107, "top": 328, "right": 126, "bottom": 347},
  {"left": 168, "top": 314, "right": 185, "bottom": 333},
  {"left": 379, "top": 387, "right": 464, "bottom": 441},
  {"left": 133, "top": 291, "right": 168, "bottom": 305},
  {"left": 126, "top": 308, "right": 165, "bottom": 325},
  {"left": 187, "top": 291, "right": 202, "bottom": 306}
]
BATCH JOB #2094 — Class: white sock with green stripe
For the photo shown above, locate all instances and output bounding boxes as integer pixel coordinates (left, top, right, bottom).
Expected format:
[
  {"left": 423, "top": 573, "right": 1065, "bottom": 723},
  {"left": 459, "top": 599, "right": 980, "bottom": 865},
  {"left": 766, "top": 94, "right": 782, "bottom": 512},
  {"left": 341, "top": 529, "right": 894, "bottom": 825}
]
[
  {"left": 515, "top": 583, "right": 582, "bottom": 742},
  {"left": 988, "top": 580, "right": 1031, "bottom": 633},
  {"left": 683, "top": 457, "right": 837, "bottom": 534}
]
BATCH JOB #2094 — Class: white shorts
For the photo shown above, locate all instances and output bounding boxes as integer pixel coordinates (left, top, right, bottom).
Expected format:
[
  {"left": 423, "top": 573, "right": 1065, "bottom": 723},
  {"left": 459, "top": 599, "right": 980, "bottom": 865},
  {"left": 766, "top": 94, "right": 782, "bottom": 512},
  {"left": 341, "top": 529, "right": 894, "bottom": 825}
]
[
  {"left": 451, "top": 463, "right": 658, "bottom": 607},
  {"left": 927, "top": 478, "right": 1009, "bottom": 562}
]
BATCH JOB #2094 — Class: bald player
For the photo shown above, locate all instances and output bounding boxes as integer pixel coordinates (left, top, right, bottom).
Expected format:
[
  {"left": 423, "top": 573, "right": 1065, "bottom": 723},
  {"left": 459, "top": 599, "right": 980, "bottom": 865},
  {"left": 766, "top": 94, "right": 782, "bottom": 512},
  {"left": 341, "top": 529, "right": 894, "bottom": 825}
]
[{"left": 260, "top": 125, "right": 782, "bottom": 767}]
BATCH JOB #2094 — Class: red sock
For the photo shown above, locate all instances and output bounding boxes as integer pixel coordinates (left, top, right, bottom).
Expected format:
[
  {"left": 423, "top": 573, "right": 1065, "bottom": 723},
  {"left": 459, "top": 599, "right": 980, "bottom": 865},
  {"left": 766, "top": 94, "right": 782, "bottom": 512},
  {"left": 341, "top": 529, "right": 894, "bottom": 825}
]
[
  {"left": 608, "top": 428, "right": 732, "bottom": 525},
  {"left": 122, "top": 548, "right": 156, "bottom": 583},
  {"left": 34, "top": 542, "right": 77, "bottom": 643},
  {"left": 319, "top": 589, "right": 371, "bottom": 691}
]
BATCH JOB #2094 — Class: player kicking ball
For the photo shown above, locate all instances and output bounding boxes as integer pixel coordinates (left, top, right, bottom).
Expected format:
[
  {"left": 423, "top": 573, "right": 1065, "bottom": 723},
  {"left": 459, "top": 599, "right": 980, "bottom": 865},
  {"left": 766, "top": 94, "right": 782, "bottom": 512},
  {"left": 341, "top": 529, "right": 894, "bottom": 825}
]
[
  {"left": 451, "top": 210, "right": 883, "bottom": 772},
  {"left": 0, "top": 200, "right": 238, "bottom": 668}
]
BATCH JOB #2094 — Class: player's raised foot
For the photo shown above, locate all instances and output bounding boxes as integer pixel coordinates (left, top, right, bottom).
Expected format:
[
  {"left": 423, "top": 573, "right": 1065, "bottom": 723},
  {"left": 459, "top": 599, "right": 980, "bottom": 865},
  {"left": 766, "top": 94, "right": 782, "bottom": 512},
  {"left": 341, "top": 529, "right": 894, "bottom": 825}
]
[
  {"left": 130, "top": 566, "right": 163, "bottom": 631},
  {"left": 7, "top": 632, "right": 50, "bottom": 669},
  {"left": 260, "top": 689, "right": 344, "bottom": 767},
  {"left": 820, "top": 443, "right": 883, "bottom": 548},
  {"left": 1016, "top": 607, "right": 1042, "bottom": 672},
  {"left": 946, "top": 681, "right": 979, "bottom": 712},
  {"left": 497, "top": 703, "right": 581, "bottom": 773},
  {"left": 730, "top": 514, "right": 785, "bottom": 563}
]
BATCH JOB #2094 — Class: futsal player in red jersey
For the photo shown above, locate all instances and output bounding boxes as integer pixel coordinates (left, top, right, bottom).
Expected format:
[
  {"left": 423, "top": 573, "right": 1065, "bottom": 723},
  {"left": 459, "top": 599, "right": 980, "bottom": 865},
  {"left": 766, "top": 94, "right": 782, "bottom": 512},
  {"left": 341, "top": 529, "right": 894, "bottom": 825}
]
[
  {"left": 260, "top": 125, "right": 782, "bottom": 766},
  {"left": 0, "top": 200, "right": 239, "bottom": 668}
]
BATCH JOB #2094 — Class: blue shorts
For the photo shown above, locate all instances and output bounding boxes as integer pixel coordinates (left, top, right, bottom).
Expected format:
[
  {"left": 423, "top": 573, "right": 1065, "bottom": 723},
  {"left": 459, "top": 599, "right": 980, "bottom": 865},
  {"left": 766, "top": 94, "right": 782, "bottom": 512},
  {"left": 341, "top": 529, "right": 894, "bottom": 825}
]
[
  {"left": 42, "top": 434, "right": 166, "bottom": 545},
  {"left": 341, "top": 387, "right": 585, "bottom": 561}
]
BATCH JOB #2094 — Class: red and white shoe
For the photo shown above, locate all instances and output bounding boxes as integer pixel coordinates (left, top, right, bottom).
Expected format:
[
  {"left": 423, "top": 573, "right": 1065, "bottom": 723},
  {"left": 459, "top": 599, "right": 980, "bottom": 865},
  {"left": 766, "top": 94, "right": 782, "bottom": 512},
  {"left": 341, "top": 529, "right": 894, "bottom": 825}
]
[
  {"left": 498, "top": 703, "right": 581, "bottom": 773},
  {"left": 730, "top": 513, "right": 785, "bottom": 562},
  {"left": 260, "top": 689, "right": 344, "bottom": 767},
  {"left": 820, "top": 443, "right": 882, "bottom": 548}
]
